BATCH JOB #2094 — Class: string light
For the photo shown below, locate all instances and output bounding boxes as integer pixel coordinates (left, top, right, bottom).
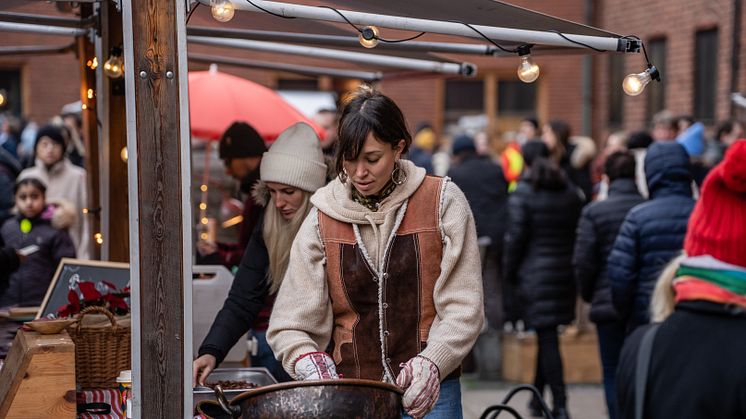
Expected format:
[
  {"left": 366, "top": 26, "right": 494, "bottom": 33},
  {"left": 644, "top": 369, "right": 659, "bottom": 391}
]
[
  {"left": 120, "top": 146, "right": 128, "bottom": 162},
  {"left": 199, "top": 203, "right": 207, "bottom": 210},
  {"left": 210, "top": 0, "right": 235, "bottom": 22},
  {"left": 200, "top": 184, "right": 208, "bottom": 192},
  {"left": 0, "top": 91, "right": 4, "bottom": 107},
  {"left": 86, "top": 57, "right": 98, "bottom": 69},
  {"left": 623, "top": 65, "right": 660, "bottom": 96},
  {"left": 104, "top": 47, "right": 124, "bottom": 79},
  {"left": 516, "top": 45, "right": 540, "bottom": 83},
  {"left": 87, "top": 88, "right": 94, "bottom": 99},
  {"left": 358, "top": 26, "right": 380, "bottom": 48},
  {"left": 82, "top": 208, "right": 89, "bottom": 214},
  {"left": 81, "top": 104, "right": 88, "bottom": 110},
  {"left": 200, "top": 232, "right": 208, "bottom": 240},
  {"left": 95, "top": 233, "right": 103, "bottom": 245},
  {"left": 200, "top": 217, "right": 209, "bottom": 225}
]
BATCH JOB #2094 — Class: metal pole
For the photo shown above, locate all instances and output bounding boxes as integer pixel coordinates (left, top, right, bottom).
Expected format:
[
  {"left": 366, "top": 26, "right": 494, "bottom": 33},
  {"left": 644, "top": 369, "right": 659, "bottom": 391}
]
[
  {"left": 189, "top": 53, "right": 383, "bottom": 81},
  {"left": 188, "top": 36, "right": 476, "bottom": 76},
  {"left": 196, "top": 0, "right": 630, "bottom": 52},
  {"left": 0, "top": 21, "right": 88, "bottom": 36},
  {"left": 187, "top": 26, "right": 496, "bottom": 55},
  {"left": 0, "top": 45, "right": 73, "bottom": 56},
  {"left": 0, "top": 11, "right": 95, "bottom": 27}
]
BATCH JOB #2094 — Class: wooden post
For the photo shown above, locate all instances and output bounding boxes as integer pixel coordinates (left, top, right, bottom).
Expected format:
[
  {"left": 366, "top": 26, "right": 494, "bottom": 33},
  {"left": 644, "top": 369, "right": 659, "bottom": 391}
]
[
  {"left": 77, "top": 3, "right": 101, "bottom": 260},
  {"left": 99, "top": 0, "right": 129, "bottom": 262},
  {"left": 122, "top": 0, "right": 193, "bottom": 416}
]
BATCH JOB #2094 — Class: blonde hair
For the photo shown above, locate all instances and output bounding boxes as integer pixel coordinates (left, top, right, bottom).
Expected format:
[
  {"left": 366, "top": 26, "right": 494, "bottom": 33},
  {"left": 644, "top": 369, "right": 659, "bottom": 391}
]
[
  {"left": 650, "top": 254, "right": 686, "bottom": 322},
  {"left": 263, "top": 192, "right": 312, "bottom": 294}
]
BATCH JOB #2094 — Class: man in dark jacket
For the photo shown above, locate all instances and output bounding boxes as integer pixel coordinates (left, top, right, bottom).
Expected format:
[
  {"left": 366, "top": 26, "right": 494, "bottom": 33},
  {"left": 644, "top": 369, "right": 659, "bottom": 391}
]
[
  {"left": 448, "top": 134, "right": 509, "bottom": 329},
  {"left": 607, "top": 142, "right": 695, "bottom": 332},
  {"left": 196, "top": 122, "right": 266, "bottom": 269},
  {"left": 573, "top": 151, "right": 645, "bottom": 419}
]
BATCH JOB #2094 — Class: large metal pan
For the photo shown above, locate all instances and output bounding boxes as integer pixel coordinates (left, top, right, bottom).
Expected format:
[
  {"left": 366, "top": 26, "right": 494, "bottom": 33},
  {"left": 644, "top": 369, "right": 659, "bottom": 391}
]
[{"left": 205, "top": 378, "right": 403, "bottom": 419}]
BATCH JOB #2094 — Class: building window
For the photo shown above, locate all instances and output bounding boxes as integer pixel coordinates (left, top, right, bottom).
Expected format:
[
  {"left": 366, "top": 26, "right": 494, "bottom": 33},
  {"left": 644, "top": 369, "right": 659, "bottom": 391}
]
[
  {"left": 694, "top": 29, "right": 718, "bottom": 122},
  {"left": 608, "top": 54, "right": 624, "bottom": 127},
  {"left": 646, "top": 38, "right": 667, "bottom": 119},
  {"left": 497, "top": 80, "right": 536, "bottom": 116},
  {"left": 444, "top": 79, "right": 484, "bottom": 126},
  {"left": 0, "top": 69, "right": 22, "bottom": 117},
  {"left": 276, "top": 78, "right": 318, "bottom": 91}
]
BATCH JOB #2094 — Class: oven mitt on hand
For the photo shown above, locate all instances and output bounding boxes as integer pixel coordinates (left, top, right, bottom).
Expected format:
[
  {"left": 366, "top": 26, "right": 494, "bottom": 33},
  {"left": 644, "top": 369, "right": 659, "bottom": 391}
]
[
  {"left": 293, "top": 352, "right": 340, "bottom": 380},
  {"left": 396, "top": 356, "right": 441, "bottom": 419}
]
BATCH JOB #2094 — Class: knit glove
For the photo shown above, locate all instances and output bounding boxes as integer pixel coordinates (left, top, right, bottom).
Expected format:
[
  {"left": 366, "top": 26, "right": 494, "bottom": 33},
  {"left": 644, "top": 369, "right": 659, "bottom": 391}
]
[
  {"left": 293, "top": 352, "right": 340, "bottom": 380},
  {"left": 396, "top": 356, "right": 441, "bottom": 419}
]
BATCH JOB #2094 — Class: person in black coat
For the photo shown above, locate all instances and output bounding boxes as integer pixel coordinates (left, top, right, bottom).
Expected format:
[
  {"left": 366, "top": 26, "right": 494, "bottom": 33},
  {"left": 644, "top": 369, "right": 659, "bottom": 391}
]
[
  {"left": 607, "top": 142, "right": 695, "bottom": 332},
  {"left": 572, "top": 151, "right": 645, "bottom": 419},
  {"left": 617, "top": 141, "right": 746, "bottom": 419},
  {"left": 193, "top": 122, "right": 327, "bottom": 386},
  {"left": 448, "top": 134, "right": 509, "bottom": 329},
  {"left": 0, "top": 146, "right": 21, "bottom": 224},
  {"left": 503, "top": 141, "right": 584, "bottom": 419},
  {"left": 0, "top": 235, "right": 21, "bottom": 296}
]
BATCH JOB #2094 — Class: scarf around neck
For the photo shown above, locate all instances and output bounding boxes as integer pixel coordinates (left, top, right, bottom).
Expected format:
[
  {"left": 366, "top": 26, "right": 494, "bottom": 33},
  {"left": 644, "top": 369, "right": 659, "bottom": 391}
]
[
  {"left": 673, "top": 256, "right": 746, "bottom": 310},
  {"left": 350, "top": 179, "right": 397, "bottom": 212}
]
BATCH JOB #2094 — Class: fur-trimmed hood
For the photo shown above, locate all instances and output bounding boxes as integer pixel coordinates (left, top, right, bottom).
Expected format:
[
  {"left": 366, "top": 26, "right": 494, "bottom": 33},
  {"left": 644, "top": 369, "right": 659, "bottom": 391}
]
[
  {"left": 251, "top": 180, "right": 270, "bottom": 207},
  {"left": 569, "top": 136, "right": 598, "bottom": 169}
]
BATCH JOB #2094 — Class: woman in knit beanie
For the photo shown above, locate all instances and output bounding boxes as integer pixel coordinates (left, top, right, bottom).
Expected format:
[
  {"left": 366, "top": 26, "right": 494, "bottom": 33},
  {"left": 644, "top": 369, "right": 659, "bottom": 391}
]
[
  {"left": 193, "top": 122, "right": 326, "bottom": 385},
  {"left": 616, "top": 140, "right": 746, "bottom": 419}
]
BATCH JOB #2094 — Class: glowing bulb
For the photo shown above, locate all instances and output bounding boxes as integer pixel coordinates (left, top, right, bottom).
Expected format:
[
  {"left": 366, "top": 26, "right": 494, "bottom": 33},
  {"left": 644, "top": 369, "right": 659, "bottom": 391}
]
[
  {"left": 87, "top": 88, "right": 94, "bottom": 99},
  {"left": 81, "top": 104, "right": 88, "bottom": 110},
  {"left": 82, "top": 208, "right": 89, "bottom": 214},
  {"left": 95, "top": 233, "right": 103, "bottom": 245},
  {"left": 199, "top": 203, "right": 207, "bottom": 210},
  {"left": 90, "top": 57, "right": 98, "bottom": 69},
  {"left": 623, "top": 66, "right": 660, "bottom": 96},
  {"left": 200, "top": 184, "right": 208, "bottom": 192},
  {"left": 104, "top": 47, "right": 124, "bottom": 79},
  {"left": 359, "top": 26, "right": 380, "bottom": 48},
  {"left": 517, "top": 54, "right": 540, "bottom": 83},
  {"left": 201, "top": 217, "right": 209, "bottom": 225},
  {"left": 120, "top": 146, "right": 128, "bottom": 162},
  {"left": 211, "top": 0, "right": 235, "bottom": 22},
  {"left": 200, "top": 232, "right": 208, "bottom": 240},
  {"left": 0, "top": 92, "right": 4, "bottom": 107}
]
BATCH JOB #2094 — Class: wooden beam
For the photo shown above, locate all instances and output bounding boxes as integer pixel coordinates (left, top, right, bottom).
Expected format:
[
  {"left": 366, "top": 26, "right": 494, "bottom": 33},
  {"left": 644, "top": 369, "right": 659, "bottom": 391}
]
[
  {"left": 100, "top": 0, "right": 129, "bottom": 262},
  {"left": 122, "top": 0, "right": 193, "bottom": 416}
]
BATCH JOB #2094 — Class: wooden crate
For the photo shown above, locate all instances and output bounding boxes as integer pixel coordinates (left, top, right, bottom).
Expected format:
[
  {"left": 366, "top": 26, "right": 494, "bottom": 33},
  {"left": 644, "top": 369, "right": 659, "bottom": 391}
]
[
  {"left": 501, "top": 327, "right": 602, "bottom": 384},
  {"left": 0, "top": 328, "right": 76, "bottom": 418}
]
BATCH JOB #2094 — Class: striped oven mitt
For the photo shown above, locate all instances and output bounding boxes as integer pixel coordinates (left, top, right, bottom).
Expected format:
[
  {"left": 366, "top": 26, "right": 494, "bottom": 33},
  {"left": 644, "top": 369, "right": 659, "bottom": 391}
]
[
  {"left": 396, "top": 356, "right": 441, "bottom": 419},
  {"left": 294, "top": 352, "right": 340, "bottom": 380}
]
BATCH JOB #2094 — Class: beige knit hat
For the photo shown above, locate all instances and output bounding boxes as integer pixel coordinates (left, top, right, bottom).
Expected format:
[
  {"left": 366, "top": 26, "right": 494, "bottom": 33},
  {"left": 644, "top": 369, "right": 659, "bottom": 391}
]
[{"left": 260, "top": 122, "right": 327, "bottom": 192}]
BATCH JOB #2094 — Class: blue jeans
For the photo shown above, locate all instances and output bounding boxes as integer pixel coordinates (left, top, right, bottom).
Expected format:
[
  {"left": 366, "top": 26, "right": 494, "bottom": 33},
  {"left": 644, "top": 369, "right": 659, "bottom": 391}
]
[
  {"left": 596, "top": 321, "right": 626, "bottom": 419},
  {"left": 250, "top": 330, "right": 292, "bottom": 382},
  {"left": 402, "top": 377, "right": 463, "bottom": 419}
]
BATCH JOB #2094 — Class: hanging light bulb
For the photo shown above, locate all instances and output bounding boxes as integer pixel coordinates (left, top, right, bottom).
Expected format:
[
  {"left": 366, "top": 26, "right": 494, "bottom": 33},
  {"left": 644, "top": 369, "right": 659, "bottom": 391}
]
[
  {"left": 0, "top": 90, "right": 5, "bottom": 108},
  {"left": 516, "top": 45, "right": 540, "bottom": 83},
  {"left": 104, "top": 47, "right": 124, "bottom": 79},
  {"left": 622, "top": 65, "right": 660, "bottom": 96},
  {"left": 120, "top": 146, "right": 128, "bottom": 162},
  {"left": 359, "top": 26, "right": 380, "bottom": 49},
  {"left": 211, "top": 0, "right": 235, "bottom": 22}
]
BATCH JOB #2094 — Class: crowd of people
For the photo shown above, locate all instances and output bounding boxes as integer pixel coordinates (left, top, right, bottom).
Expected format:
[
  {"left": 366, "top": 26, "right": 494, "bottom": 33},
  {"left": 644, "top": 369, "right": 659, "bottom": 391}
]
[{"left": 1, "top": 90, "right": 744, "bottom": 419}]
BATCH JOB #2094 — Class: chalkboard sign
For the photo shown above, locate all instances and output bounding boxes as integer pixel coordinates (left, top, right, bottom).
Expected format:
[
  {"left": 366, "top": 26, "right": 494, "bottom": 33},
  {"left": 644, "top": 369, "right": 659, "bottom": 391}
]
[{"left": 35, "top": 258, "right": 130, "bottom": 319}]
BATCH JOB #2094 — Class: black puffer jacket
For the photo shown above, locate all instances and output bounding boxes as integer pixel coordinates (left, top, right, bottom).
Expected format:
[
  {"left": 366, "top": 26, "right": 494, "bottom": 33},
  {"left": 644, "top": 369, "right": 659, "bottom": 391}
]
[
  {"left": 573, "top": 179, "right": 645, "bottom": 323},
  {"left": 617, "top": 301, "right": 746, "bottom": 419},
  {"left": 503, "top": 178, "right": 584, "bottom": 329},
  {"left": 608, "top": 142, "right": 695, "bottom": 329},
  {"left": 448, "top": 153, "right": 509, "bottom": 248},
  {"left": 0, "top": 210, "right": 76, "bottom": 308}
]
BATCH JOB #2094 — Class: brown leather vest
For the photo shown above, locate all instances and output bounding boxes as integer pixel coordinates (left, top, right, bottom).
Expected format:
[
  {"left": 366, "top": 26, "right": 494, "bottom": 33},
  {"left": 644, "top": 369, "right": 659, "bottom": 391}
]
[{"left": 317, "top": 176, "right": 445, "bottom": 381}]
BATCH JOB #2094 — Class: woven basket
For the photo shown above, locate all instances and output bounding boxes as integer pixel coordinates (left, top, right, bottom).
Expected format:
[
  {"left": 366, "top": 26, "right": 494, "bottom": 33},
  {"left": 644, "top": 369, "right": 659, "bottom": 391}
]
[{"left": 67, "top": 306, "right": 131, "bottom": 389}]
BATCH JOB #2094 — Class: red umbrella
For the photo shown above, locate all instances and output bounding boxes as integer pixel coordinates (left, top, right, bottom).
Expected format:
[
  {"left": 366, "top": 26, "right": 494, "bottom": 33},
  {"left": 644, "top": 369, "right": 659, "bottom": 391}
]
[{"left": 188, "top": 66, "right": 325, "bottom": 142}]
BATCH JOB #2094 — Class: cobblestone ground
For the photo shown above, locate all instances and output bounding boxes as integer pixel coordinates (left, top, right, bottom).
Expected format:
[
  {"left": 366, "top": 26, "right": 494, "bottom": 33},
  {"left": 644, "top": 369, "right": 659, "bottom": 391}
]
[{"left": 460, "top": 376, "right": 607, "bottom": 419}]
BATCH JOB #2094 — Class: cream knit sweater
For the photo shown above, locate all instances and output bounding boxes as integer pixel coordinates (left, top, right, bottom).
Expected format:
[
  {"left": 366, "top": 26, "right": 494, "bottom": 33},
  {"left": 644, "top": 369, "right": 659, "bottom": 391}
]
[{"left": 267, "top": 160, "right": 484, "bottom": 380}]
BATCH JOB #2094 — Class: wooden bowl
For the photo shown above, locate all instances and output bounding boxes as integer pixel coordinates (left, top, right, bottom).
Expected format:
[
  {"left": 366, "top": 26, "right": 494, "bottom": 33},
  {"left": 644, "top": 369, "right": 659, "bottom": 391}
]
[{"left": 25, "top": 318, "right": 77, "bottom": 335}]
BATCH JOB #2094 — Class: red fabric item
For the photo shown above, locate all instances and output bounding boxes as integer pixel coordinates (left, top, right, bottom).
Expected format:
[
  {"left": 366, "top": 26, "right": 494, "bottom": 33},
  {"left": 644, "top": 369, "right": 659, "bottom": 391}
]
[
  {"left": 188, "top": 69, "right": 324, "bottom": 142},
  {"left": 685, "top": 140, "right": 746, "bottom": 267},
  {"left": 77, "top": 389, "right": 125, "bottom": 419}
]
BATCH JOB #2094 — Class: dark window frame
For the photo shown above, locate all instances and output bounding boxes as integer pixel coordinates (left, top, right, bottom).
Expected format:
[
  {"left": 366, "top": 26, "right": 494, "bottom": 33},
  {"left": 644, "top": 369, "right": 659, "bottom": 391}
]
[
  {"left": 646, "top": 37, "right": 667, "bottom": 120},
  {"left": 693, "top": 28, "right": 719, "bottom": 122}
]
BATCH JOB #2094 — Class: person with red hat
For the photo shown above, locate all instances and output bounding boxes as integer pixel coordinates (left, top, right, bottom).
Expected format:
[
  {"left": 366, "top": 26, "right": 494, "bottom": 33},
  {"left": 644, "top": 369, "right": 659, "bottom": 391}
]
[{"left": 615, "top": 140, "right": 746, "bottom": 419}]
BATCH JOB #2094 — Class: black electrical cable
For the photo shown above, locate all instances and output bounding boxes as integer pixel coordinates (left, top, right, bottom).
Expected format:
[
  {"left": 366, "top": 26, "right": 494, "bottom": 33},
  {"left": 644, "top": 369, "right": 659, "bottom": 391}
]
[
  {"left": 245, "top": 0, "right": 296, "bottom": 19},
  {"left": 547, "top": 29, "right": 606, "bottom": 52},
  {"left": 458, "top": 21, "right": 518, "bottom": 53},
  {"left": 317, "top": 6, "right": 426, "bottom": 43},
  {"left": 186, "top": 2, "right": 200, "bottom": 24},
  {"left": 622, "top": 35, "right": 651, "bottom": 65}
]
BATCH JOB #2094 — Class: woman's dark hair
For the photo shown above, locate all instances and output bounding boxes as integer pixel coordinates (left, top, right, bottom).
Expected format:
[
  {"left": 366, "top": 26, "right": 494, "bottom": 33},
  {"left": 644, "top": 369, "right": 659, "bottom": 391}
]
[
  {"left": 521, "top": 140, "right": 566, "bottom": 190},
  {"left": 334, "top": 86, "right": 412, "bottom": 175},
  {"left": 548, "top": 120, "right": 571, "bottom": 147},
  {"left": 627, "top": 131, "right": 653, "bottom": 149},
  {"left": 604, "top": 151, "right": 636, "bottom": 182},
  {"left": 14, "top": 177, "right": 46, "bottom": 195},
  {"left": 522, "top": 117, "right": 539, "bottom": 130}
]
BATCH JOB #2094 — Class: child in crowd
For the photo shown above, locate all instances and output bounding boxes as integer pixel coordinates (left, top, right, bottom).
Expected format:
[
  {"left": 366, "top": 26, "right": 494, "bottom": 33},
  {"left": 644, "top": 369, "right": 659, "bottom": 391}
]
[{"left": 0, "top": 178, "right": 76, "bottom": 308}]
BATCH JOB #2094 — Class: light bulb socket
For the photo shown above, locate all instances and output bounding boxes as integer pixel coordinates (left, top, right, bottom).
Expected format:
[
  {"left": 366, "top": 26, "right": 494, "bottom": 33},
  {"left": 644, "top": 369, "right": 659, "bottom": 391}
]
[
  {"left": 360, "top": 27, "right": 377, "bottom": 41},
  {"left": 110, "top": 46, "right": 122, "bottom": 57},
  {"left": 647, "top": 65, "right": 661, "bottom": 82},
  {"left": 516, "top": 44, "right": 533, "bottom": 56}
]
